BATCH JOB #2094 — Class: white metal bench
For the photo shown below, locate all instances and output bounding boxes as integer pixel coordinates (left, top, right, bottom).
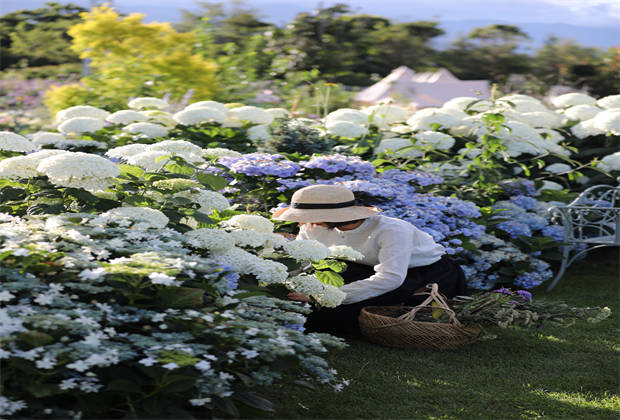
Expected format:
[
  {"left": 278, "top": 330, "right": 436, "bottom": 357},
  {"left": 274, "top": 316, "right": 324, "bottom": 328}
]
[{"left": 545, "top": 180, "right": 620, "bottom": 291}]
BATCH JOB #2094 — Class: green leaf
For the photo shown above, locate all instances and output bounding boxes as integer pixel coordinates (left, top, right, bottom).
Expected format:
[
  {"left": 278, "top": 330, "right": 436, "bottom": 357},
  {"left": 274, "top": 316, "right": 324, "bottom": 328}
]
[
  {"left": 26, "top": 383, "right": 61, "bottom": 398},
  {"left": 233, "top": 392, "right": 275, "bottom": 413},
  {"left": 312, "top": 260, "right": 347, "bottom": 273},
  {"left": 157, "top": 287, "right": 205, "bottom": 309},
  {"left": 106, "top": 379, "right": 141, "bottom": 393},
  {"left": 195, "top": 173, "right": 229, "bottom": 191},
  {"left": 164, "top": 163, "right": 195, "bottom": 175},
  {"left": 18, "top": 330, "right": 54, "bottom": 347},
  {"left": 119, "top": 164, "right": 145, "bottom": 179},
  {"left": 123, "top": 194, "right": 155, "bottom": 206},
  {"left": 315, "top": 270, "right": 345, "bottom": 287}
]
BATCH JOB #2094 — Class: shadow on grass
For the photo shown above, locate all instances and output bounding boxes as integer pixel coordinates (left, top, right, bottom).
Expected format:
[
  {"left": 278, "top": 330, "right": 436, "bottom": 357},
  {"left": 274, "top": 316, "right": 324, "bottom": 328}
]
[{"left": 264, "top": 248, "right": 620, "bottom": 419}]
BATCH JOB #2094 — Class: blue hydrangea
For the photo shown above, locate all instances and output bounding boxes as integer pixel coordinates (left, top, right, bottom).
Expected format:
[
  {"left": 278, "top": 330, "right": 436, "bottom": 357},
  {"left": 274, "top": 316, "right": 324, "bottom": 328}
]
[
  {"left": 514, "top": 272, "right": 545, "bottom": 289},
  {"left": 300, "top": 154, "right": 375, "bottom": 178},
  {"left": 378, "top": 169, "right": 444, "bottom": 187},
  {"left": 500, "top": 178, "right": 537, "bottom": 197},
  {"left": 497, "top": 221, "right": 532, "bottom": 238},
  {"left": 219, "top": 153, "right": 300, "bottom": 178},
  {"left": 509, "top": 195, "right": 538, "bottom": 210}
]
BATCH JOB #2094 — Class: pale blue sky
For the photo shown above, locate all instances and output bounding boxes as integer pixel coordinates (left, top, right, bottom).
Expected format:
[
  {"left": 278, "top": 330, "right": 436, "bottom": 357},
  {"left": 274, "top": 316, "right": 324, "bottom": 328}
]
[{"left": 2, "top": 0, "right": 619, "bottom": 26}]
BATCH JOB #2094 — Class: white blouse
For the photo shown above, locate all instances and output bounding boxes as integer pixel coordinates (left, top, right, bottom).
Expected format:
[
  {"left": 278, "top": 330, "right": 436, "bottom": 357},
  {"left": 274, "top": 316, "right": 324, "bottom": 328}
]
[{"left": 297, "top": 214, "right": 445, "bottom": 304}]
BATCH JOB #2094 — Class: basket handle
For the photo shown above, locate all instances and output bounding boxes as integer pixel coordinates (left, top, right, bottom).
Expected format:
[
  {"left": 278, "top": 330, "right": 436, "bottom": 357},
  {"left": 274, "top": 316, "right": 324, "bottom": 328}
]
[{"left": 396, "top": 283, "right": 462, "bottom": 326}]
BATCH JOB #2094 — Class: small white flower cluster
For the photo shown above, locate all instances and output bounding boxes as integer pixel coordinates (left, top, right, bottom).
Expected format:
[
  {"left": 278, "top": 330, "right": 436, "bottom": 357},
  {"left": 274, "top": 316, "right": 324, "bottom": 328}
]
[
  {"left": 37, "top": 152, "right": 120, "bottom": 191},
  {"left": 174, "top": 188, "right": 231, "bottom": 215},
  {"left": 174, "top": 107, "right": 227, "bottom": 125},
  {"left": 184, "top": 228, "right": 235, "bottom": 251},
  {"left": 362, "top": 104, "right": 409, "bottom": 124},
  {"left": 0, "top": 150, "right": 68, "bottom": 179},
  {"left": 285, "top": 273, "right": 348, "bottom": 307},
  {"left": 228, "top": 105, "right": 275, "bottom": 125},
  {"left": 211, "top": 246, "right": 289, "bottom": 284},
  {"left": 374, "top": 137, "right": 420, "bottom": 158},
  {"left": 599, "top": 151, "right": 620, "bottom": 172},
  {"left": 0, "top": 396, "right": 27, "bottom": 416},
  {"left": 313, "top": 285, "right": 347, "bottom": 308},
  {"left": 203, "top": 147, "right": 242, "bottom": 159}
]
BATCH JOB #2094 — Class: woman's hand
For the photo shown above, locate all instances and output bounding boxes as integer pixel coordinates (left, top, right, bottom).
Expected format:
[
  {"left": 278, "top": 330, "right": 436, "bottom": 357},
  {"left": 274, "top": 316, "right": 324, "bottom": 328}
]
[{"left": 287, "top": 292, "right": 311, "bottom": 303}]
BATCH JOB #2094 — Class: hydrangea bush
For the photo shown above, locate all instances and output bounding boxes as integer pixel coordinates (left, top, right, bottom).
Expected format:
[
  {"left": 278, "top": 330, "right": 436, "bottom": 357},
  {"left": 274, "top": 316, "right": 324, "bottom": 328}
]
[{"left": 1, "top": 92, "right": 618, "bottom": 417}]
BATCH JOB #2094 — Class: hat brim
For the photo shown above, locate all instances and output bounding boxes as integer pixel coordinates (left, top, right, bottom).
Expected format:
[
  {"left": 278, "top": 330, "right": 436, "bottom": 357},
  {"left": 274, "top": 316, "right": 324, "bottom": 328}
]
[{"left": 272, "top": 205, "right": 381, "bottom": 223}]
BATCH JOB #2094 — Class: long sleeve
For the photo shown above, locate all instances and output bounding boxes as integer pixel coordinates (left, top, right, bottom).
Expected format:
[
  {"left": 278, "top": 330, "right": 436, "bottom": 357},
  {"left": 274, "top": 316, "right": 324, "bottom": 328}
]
[{"left": 339, "top": 227, "right": 413, "bottom": 304}]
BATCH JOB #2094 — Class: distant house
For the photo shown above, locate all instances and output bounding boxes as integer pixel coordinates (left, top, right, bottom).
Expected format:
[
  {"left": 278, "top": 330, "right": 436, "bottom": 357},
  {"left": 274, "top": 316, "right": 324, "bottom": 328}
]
[{"left": 354, "top": 66, "right": 490, "bottom": 108}]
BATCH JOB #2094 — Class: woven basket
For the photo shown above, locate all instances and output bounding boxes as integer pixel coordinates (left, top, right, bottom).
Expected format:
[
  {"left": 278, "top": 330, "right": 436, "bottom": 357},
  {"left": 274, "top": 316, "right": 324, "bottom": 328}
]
[{"left": 358, "top": 283, "right": 480, "bottom": 349}]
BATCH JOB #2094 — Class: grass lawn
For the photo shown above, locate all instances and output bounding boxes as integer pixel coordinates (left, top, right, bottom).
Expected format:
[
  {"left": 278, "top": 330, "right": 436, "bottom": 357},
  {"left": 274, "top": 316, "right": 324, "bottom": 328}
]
[{"left": 265, "top": 248, "right": 620, "bottom": 419}]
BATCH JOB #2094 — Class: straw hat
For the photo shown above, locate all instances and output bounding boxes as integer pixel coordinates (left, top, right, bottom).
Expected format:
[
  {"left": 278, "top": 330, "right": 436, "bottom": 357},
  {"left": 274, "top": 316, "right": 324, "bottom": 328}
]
[{"left": 272, "top": 184, "right": 381, "bottom": 223}]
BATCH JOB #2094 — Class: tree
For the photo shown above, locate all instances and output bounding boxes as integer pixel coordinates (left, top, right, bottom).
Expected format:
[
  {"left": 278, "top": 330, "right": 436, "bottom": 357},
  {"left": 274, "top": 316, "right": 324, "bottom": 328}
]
[
  {"left": 439, "top": 24, "right": 531, "bottom": 84},
  {"left": 44, "top": 5, "right": 219, "bottom": 113},
  {"left": 0, "top": 2, "right": 86, "bottom": 69}
]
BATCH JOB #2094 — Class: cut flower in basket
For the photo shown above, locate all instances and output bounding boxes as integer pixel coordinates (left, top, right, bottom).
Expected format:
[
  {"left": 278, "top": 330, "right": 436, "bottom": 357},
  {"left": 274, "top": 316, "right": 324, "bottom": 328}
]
[{"left": 446, "top": 288, "right": 612, "bottom": 329}]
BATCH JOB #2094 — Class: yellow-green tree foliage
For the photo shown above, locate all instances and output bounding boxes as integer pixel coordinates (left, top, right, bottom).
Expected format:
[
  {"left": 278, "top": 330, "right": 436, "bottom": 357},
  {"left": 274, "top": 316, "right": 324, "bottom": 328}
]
[{"left": 45, "top": 5, "right": 218, "bottom": 113}]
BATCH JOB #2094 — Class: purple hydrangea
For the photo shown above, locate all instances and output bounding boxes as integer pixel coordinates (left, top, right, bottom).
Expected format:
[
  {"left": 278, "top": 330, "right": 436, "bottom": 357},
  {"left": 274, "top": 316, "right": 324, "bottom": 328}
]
[
  {"left": 496, "top": 221, "right": 532, "bottom": 238},
  {"left": 509, "top": 195, "right": 538, "bottom": 210},
  {"left": 517, "top": 290, "right": 532, "bottom": 302},
  {"left": 541, "top": 225, "right": 565, "bottom": 241},
  {"left": 500, "top": 179, "right": 537, "bottom": 197},
  {"left": 301, "top": 154, "right": 376, "bottom": 178},
  {"left": 492, "top": 287, "right": 513, "bottom": 295},
  {"left": 378, "top": 169, "right": 444, "bottom": 187},
  {"left": 218, "top": 153, "right": 300, "bottom": 178}
]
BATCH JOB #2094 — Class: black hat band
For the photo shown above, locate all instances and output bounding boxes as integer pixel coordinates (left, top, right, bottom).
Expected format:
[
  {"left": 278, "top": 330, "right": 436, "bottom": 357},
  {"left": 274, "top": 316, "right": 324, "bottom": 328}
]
[{"left": 292, "top": 200, "right": 357, "bottom": 209}]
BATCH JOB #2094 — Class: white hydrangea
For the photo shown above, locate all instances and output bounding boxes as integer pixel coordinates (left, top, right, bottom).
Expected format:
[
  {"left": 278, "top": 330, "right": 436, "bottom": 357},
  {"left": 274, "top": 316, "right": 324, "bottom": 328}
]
[
  {"left": 499, "top": 94, "right": 542, "bottom": 103},
  {"left": 282, "top": 239, "right": 331, "bottom": 262},
  {"left": 570, "top": 119, "right": 604, "bottom": 139},
  {"left": 389, "top": 125, "right": 414, "bottom": 135},
  {"left": 563, "top": 104, "right": 602, "bottom": 121},
  {"left": 551, "top": 92, "right": 597, "bottom": 108},
  {"left": 0, "top": 150, "right": 68, "bottom": 179},
  {"left": 210, "top": 246, "right": 288, "bottom": 284},
  {"left": 149, "top": 140, "right": 204, "bottom": 156},
  {"left": 374, "top": 137, "right": 421, "bottom": 158},
  {"left": 126, "top": 151, "right": 172, "bottom": 171},
  {"left": 106, "top": 110, "right": 148, "bottom": 125},
  {"left": 266, "top": 108, "right": 291, "bottom": 119},
  {"left": 362, "top": 104, "right": 409, "bottom": 124},
  {"left": 286, "top": 273, "right": 326, "bottom": 295},
  {"left": 184, "top": 228, "right": 235, "bottom": 251},
  {"left": 37, "top": 152, "right": 120, "bottom": 191},
  {"left": 597, "top": 94, "right": 620, "bottom": 110},
  {"left": 442, "top": 97, "right": 492, "bottom": 112},
  {"left": 497, "top": 99, "right": 550, "bottom": 114},
  {"left": 592, "top": 109, "right": 620, "bottom": 135},
  {"left": 600, "top": 151, "right": 620, "bottom": 171},
  {"left": 221, "top": 117, "right": 244, "bottom": 128},
  {"left": 203, "top": 148, "right": 242, "bottom": 159},
  {"left": 457, "top": 147, "right": 482, "bottom": 158},
  {"left": 222, "top": 214, "right": 274, "bottom": 233},
  {"left": 31, "top": 132, "right": 66, "bottom": 146},
  {"left": 406, "top": 108, "right": 460, "bottom": 130},
  {"left": 515, "top": 111, "right": 564, "bottom": 129},
  {"left": 186, "top": 100, "right": 229, "bottom": 114},
  {"left": 313, "top": 284, "right": 346, "bottom": 307},
  {"left": 140, "top": 110, "right": 177, "bottom": 128},
  {"left": 247, "top": 124, "right": 271, "bottom": 142},
  {"left": 127, "top": 97, "right": 168, "bottom": 110},
  {"left": 56, "top": 105, "right": 110, "bottom": 123},
  {"left": 539, "top": 180, "right": 564, "bottom": 191},
  {"left": 105, "top": 144, "right": 150, "bottom": 159},
  {"left": 102, "top": 207, "right": 169, "bottom": 229},
  {"left": 175, "top": 188, "right": 230, "bottom": 214},
  {"left": 536, "top": 129, "right": 565, "bottom": 144},
  {"left": 440, "top": 107, "right": 468, "bottom": 120},
  {"left": 326, "top": 121, "right": 368, "bottom": 138},
  {"left": 0, "top": 155, "right": 40, "bottom": 179},
  {"left": 229, "top": 230, "right": 287, "bottom": 249},
  {"left": 415, "top": 131, "right": 455, "bottom": 150},
  {"left": 173, "top": 108, "right": 227, "bottom": 125},
  {"left": 328, "top": 245, "right": 364, "bottom": 261},
  {"left": 58, "top": 117, "right": 104, "bottom": 135},
  {"left": 0, "top": 131, "right": 35, "bottom": 152},
  {"left": 545, "top": 163, "right": 572, "bottom": 174},
  {"left": 123, "top": 122, "right": 169, "bottom": 138},
  {"left": 326, "top": 108, "right": 370, "bottom": 127},
  {"left": 228, "top": 106, "right": 274, "bottom": 125}
]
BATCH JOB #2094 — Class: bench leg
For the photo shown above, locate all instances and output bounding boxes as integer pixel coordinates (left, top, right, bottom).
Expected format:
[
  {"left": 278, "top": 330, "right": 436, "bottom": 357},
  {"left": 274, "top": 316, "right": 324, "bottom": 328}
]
[{"left": 546, "top": 245, "right": 570, "bottom": 292}]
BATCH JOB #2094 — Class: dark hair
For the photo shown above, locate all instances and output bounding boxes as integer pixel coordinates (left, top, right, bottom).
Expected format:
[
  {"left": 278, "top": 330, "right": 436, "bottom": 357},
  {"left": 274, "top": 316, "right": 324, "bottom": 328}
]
[{"left": 324, "top": 219, "right": 366, "bottom": 230}]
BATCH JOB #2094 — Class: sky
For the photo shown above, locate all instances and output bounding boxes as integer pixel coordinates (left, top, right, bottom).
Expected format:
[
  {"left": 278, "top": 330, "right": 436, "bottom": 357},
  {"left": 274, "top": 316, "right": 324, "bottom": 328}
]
[
  {"left": 2, "top": 0, "right": 619, "bottom": 26},
  {"left": 1, "top": 0, "right": 619, "bottom": 45}
]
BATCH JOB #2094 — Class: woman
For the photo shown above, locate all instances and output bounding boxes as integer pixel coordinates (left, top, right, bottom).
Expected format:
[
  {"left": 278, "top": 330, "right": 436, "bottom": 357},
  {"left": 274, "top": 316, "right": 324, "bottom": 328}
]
[{"left": 272, "top": 184, "right": 467, "bottom": 336}]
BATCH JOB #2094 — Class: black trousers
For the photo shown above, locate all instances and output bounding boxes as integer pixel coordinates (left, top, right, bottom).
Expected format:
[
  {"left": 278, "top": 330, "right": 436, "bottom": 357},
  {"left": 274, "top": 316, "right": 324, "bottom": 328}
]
[{"left": 305, "top": 255, "right": 467, "bottom": 336}]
